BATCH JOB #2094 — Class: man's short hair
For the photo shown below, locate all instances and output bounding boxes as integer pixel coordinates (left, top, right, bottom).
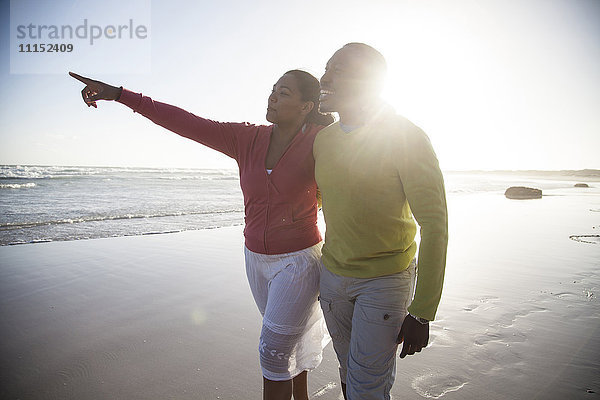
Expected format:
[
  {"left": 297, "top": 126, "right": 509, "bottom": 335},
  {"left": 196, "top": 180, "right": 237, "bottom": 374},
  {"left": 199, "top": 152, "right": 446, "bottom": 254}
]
[{"left": 343, "top": 42, "right": 387, "bottom": 94}]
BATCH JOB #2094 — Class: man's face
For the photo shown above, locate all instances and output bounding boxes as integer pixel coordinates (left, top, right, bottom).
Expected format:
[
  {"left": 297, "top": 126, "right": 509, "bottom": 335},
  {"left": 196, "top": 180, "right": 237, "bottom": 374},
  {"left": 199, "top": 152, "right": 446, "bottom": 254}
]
[{"left": 319, "top": 46, "right": 372, "bottom": 114}]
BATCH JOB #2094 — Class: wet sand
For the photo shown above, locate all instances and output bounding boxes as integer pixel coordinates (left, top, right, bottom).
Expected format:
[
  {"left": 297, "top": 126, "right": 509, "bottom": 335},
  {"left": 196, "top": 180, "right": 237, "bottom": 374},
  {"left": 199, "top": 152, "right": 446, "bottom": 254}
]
[{"left": 1, "top": 185, "right": 599, "bottom": 399}]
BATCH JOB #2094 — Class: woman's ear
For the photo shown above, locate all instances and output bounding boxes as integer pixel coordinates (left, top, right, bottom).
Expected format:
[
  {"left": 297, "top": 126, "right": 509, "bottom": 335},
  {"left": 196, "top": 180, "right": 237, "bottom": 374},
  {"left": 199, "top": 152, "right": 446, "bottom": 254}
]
[{"left": 302, "top": 101, "right": 315, "bottom": 115}]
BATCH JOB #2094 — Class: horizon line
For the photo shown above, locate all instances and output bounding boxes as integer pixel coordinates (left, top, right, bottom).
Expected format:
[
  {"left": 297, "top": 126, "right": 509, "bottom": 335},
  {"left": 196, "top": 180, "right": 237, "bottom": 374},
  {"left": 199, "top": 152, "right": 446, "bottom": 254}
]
[{"left": 1, "top": 164, "right": 599, "bottom": 174}]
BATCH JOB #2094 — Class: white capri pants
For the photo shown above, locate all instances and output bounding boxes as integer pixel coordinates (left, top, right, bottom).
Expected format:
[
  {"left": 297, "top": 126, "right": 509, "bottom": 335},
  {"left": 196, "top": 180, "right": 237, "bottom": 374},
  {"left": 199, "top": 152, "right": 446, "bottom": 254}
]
[{"left": 244, "top": 242, "right": 330, "bottom": 381}]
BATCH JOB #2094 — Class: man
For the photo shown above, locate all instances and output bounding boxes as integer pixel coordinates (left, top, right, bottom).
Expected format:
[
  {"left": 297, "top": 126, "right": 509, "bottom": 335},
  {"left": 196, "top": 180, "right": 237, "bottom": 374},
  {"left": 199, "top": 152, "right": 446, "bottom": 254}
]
[{"left": 314, "top": 43, "right": 448, "bottom": 400}]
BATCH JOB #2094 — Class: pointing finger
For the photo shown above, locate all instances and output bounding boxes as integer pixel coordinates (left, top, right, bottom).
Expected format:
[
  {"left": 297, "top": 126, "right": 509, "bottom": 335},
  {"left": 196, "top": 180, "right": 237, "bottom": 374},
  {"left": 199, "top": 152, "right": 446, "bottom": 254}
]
[{"left": 69, "top": 71, "right": 95, "bottom": 85}]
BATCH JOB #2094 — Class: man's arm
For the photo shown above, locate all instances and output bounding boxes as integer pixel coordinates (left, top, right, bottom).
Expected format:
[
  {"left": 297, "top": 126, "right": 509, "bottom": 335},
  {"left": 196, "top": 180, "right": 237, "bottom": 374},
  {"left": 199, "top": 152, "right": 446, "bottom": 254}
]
[
  {"left": 400, "top": 125, "right": 448, "bottom": 321},
  {"left": 396, "top": 122, "right": 448, "bottom": 357}
]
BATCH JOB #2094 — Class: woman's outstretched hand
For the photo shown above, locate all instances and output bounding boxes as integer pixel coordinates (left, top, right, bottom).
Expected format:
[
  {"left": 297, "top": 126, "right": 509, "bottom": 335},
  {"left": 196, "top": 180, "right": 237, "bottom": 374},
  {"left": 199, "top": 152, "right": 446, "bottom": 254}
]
[{"left": 69, "top": 72, "right": 122, "bottom": 108}]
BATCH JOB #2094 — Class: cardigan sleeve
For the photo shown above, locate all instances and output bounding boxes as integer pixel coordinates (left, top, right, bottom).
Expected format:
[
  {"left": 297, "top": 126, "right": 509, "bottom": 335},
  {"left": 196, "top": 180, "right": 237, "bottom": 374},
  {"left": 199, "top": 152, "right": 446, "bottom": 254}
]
[{"left": 118, "top": 89, "right": 251, "bottom": 160}]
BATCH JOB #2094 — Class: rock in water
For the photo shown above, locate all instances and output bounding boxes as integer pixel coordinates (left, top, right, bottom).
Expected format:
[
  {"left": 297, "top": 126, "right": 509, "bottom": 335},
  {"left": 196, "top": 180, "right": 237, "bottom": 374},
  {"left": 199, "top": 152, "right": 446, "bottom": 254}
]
[
  {"left": 574, "top": 183, "right": 589, "bottom": 188},
  {"left": 504, "top": 186, "right": 542, "bottom": 199}
]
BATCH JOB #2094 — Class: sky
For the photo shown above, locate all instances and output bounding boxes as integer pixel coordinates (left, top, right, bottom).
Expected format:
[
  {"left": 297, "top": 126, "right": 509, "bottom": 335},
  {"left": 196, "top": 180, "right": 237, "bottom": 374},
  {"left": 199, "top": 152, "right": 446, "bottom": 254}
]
[{"left": 0, "top": 0, "right": 599, "bottom": 171}]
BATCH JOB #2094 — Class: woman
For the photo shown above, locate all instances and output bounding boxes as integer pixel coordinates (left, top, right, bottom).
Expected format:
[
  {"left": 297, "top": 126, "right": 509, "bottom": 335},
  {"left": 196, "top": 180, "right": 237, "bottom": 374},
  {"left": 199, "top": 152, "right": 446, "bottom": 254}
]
[{"left": 70, "top": 70, "right": 333, "bottom": 400}]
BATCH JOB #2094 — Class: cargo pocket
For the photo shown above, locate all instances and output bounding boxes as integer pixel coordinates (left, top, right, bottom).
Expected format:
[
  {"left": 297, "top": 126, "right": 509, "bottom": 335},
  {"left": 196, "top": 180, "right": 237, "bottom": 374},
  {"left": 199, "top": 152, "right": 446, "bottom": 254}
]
[
  {"left": 359, "top": 303, "right": 405, "bottom": 327},
  {"left": 352, "top": 303, "right": 405, "bottom": 367}
]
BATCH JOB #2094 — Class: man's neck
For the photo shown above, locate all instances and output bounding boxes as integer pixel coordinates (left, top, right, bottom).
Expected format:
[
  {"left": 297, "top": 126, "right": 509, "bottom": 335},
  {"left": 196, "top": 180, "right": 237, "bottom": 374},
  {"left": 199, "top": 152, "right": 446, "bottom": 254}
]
[
  {"left": 338, "top": 112, "right": 366, "bottom": 128},
  {"left": 337, "top": 98, "right": 382, "bottom": 127}
]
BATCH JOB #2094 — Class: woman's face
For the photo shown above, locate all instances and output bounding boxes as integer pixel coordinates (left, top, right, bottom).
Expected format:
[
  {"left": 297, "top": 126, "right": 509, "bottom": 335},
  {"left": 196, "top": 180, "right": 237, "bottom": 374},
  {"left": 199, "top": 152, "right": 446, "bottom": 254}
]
[{"left": 266, "top": 74, "right": 310, "bottom": 125}]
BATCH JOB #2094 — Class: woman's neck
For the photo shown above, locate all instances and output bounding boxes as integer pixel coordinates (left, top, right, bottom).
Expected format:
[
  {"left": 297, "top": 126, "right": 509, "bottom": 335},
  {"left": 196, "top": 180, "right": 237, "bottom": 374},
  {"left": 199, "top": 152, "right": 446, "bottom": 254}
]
[
  {"left": 272, "top": 120, "right": 305, "bottom": 142},
  {"left": 265, "top": 120, "right": 306, "bottom": 169}
]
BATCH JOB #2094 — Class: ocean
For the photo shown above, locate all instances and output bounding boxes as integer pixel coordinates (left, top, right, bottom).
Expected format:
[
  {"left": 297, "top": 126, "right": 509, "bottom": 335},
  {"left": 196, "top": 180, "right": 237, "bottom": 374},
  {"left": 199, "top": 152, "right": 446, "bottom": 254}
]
[
  {"left": 1, "top": 165, "right": 598, "bottom": 246},
  {"left": 0, "top": 166, "right": 244, "bottom": 246}
]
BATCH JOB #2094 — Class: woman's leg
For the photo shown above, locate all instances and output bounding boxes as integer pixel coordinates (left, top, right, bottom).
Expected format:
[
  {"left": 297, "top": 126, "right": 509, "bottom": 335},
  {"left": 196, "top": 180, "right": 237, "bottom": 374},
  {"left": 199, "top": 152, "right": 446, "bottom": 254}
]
[
  {"left": 262, "top": 370, "right": 308, "bottom": 400},
  {"left": 257, "top": 261, "right": 317, "bottom": 399},
  {"left": 263, "top": 377, "right": 293, "bottom": 400},
  {"left": 292, "top": 371, "right": 308, "bottom": 400},
  {"left": 245, "top": 244, "right": 323, "bottom": 400}
]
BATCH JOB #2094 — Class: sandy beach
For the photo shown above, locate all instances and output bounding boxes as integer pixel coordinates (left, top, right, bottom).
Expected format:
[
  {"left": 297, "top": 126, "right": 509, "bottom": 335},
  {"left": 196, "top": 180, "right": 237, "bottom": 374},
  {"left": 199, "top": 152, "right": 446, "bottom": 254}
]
[{"left": 1, "top": 183, "right": 599, "bottom": 399}]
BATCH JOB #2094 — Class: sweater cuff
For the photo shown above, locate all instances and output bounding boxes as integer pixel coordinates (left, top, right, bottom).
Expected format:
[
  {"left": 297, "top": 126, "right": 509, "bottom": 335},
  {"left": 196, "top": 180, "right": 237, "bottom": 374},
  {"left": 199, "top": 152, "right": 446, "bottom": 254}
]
[{"left": 117, "top": 88, "right": 143, "bottom": 111}]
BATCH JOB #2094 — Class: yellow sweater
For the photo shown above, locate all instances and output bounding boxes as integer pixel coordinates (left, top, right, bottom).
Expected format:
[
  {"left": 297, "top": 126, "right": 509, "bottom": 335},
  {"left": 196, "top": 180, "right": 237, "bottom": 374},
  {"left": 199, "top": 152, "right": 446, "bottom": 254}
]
[{"left": 313, "top": 110, "right": 448, "bottom": 321}]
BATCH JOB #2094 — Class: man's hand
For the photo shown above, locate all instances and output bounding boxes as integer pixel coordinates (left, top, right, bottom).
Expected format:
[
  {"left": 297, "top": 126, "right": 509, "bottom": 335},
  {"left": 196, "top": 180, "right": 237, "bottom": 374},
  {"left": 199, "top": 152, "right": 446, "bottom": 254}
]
[
  {"left": 397, "top": 314, "right": 429, "bottom": 358},
  {"left": 69, "top": 72, "right": 122, "bottom": 108}
]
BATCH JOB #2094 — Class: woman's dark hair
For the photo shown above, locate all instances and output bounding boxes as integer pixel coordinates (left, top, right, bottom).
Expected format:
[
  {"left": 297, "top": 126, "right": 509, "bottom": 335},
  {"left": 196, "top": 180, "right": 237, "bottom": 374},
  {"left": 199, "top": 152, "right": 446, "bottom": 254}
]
[{"left": 284, "top": 70, "right": 334, "bottom": 126}]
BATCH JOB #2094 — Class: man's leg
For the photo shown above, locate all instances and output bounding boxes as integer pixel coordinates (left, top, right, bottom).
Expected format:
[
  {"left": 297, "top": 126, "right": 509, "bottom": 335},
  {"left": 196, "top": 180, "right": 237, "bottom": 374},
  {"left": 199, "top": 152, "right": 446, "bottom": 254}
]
[
  {"left": 346, "top": 263, "right": 416, "bottom": 400},
  {"left": 319, "top": 266, "right": 354, "bottom": 399}
]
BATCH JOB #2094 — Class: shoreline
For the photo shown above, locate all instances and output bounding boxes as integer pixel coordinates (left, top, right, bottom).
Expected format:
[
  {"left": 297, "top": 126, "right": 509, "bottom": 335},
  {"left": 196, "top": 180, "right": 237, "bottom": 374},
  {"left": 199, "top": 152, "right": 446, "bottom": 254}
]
[{"left": 0, "top": 223, "right": 245, "bottom": 247}]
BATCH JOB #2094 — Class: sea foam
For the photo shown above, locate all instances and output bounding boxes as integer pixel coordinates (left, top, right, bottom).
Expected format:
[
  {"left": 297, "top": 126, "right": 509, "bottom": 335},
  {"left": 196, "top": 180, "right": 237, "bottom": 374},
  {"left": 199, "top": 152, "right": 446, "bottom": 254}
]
[{"left": 0, "top": 182, "right": 36, "bottom": 189}]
